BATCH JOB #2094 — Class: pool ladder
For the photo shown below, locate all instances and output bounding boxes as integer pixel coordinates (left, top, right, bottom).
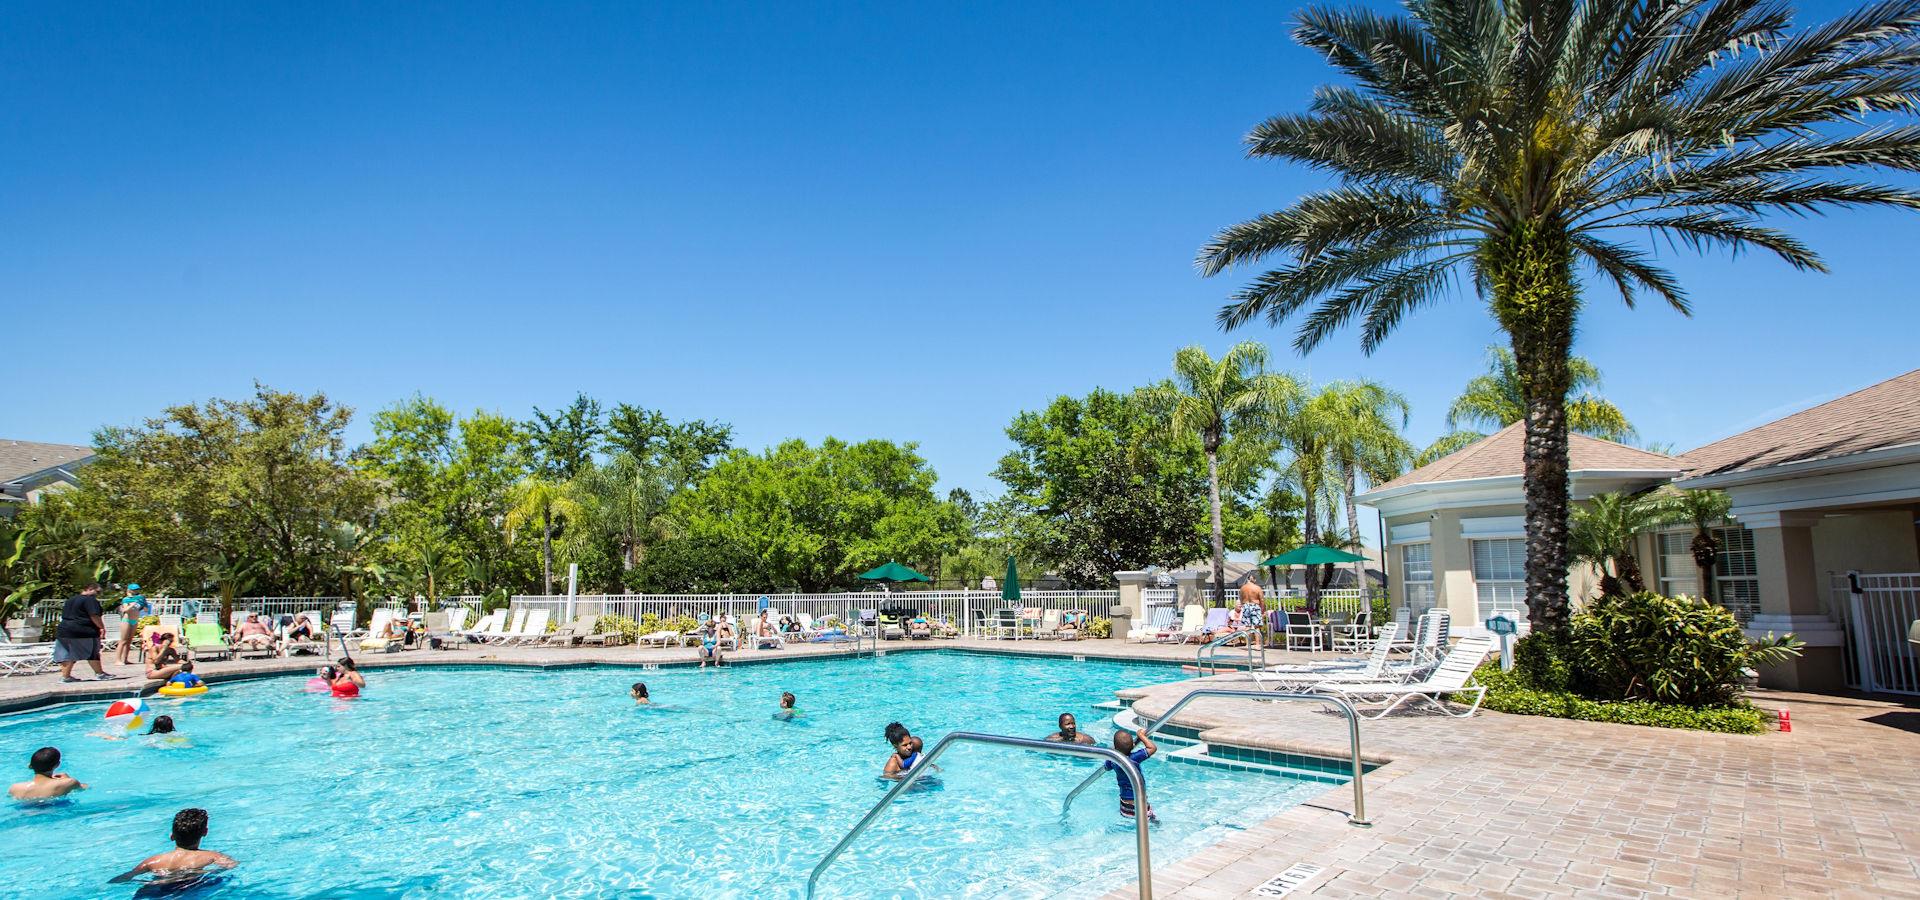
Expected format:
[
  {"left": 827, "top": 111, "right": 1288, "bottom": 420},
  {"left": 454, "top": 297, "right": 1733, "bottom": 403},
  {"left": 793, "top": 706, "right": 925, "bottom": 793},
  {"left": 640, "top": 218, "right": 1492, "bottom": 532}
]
[
  {"left": 805, "top": 733, "right": 1153, "bottom": 899},
  {"left": 1194, "top": 628, "right": 1266, "bottom": 674},
  {"left": 806, "top": 690, "right": 1372, "bottom": 899}
]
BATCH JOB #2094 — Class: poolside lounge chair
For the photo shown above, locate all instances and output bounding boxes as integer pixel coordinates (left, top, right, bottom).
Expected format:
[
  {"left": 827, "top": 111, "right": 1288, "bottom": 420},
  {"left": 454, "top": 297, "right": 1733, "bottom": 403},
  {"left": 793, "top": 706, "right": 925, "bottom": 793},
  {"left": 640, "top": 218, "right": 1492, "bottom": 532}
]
[
  {"left": 0, "top": 642, "right": 55, "bottom": 676},
  {"left": 1251, "top": 623, "right": 1403, "bottom": 690},
  {"left": 1158, "top": 604, "right": 1206, "bottom": 643},
  {"left": 1309, "top": 636, "right": 1496, "bottom": 720},
  {"left": 359, "top": 609, "right": 400, "bottom": 652},
  {"left": 457, "top": 610, "right": 504, "bottom": 644},
  {"left": 1127, "top": 605, "right": 1176, "bottom": 643},
  {"left": 100, "top": 614, "right": 123, "bottom": 653},
  {"left": 932, "top": 615, "right": 960, "bottom": 639},
  {"left": 1032, "top": 609, "right": 1065, "bottom": 640},
  {"left": 1181, "top": 607, "right": 1230, "bottom": 645},
  {"left": 502, "top": 609, "right": 550, "bottom": 646},
  {"left": 485, "top": 609, "right": 528, "bottom": 645},
  {"left": 329, "top": 609, "right": 359, "bottom": 640},
  {"left": 1331, "top": 611, "right": 1373, "bottom": 654},
  {"left": 183, "top": 622, "right": 232, "bottom": 661},
  {"left": 545, "top": 614, "right": 597, "bottom": 647}
]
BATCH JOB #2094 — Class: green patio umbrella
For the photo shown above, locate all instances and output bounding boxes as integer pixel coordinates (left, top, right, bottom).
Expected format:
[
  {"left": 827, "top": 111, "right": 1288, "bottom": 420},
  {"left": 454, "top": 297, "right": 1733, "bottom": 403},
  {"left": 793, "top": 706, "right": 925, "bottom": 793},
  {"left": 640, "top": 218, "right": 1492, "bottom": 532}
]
[
  {"left": 1001, "top": 555, "right": 1022, "bottom": 603},
  {"left": 1259, "top": 544, "right": 1367, "bottom": 567},
  {"left": 858, "top": 561, "right": 930, "bottom": 583}
]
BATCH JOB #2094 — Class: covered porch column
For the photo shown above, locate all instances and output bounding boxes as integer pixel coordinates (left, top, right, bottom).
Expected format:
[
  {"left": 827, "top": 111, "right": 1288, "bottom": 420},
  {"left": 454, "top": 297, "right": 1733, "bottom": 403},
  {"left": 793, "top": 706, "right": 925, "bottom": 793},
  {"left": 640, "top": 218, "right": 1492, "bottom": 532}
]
[{"left": 1744, "top": 510, "right": 1848, "bottom": 690}]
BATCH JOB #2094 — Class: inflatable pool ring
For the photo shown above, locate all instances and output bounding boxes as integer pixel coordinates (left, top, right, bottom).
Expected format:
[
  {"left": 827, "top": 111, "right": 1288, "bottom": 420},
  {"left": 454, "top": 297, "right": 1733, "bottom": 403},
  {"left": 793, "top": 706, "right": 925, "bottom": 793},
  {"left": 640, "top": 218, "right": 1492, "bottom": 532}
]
[
  {"left": 305, "top": 678, "right": 332, "bottom": 693},
  {"left": 156, "top": 683, "right": 208, "bottom": 698}
]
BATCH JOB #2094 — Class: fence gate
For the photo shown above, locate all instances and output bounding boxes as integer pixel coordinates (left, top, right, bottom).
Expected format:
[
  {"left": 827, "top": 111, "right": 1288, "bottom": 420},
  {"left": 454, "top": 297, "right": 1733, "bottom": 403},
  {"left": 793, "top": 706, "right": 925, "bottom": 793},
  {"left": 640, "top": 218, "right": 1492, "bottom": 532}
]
[{"left": 1841, "top": 573, "right": 1920, "bottom": 696}]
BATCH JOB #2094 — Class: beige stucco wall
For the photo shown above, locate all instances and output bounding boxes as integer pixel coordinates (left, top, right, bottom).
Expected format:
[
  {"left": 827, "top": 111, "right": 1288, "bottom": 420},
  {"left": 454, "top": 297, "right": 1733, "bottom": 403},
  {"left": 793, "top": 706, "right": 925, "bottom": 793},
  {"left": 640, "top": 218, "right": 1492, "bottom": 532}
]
[
  {"left": 1810, "top": 509, "right": 1920, "bottom": 579},
  {"left": 1388, "top": 502, "right": 1612, "bottom": 630}
]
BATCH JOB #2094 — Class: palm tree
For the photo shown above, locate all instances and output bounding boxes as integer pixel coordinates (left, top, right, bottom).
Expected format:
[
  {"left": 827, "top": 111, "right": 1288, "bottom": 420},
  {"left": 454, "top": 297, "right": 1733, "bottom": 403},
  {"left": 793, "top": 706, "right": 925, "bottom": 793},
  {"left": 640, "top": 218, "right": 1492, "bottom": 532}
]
[
  {"left": 1656, "top": 488, "right": 1733, "bottom": 602},
  {"left": 574, "top": 454, "right": 671, "bottom": 590},
  {"left": 1569, "top": 491, "right": 1668, "bottom": 597},
  {"left": 1149, "top": 342, "right": 1303, "bottom": 606},
  {"left": 327, "top": 522, "right": 386, "bottom": 611},
  {"left": 1198, "top": 0, "right": 1920, "bottom": 631},
  {"left": 506, "top": 478, "right": 583, "bottom": 595},
  {"left": 1273, "top": 398, "right": 1344, "bottom": 611},
  {"left": 1419, "top": 346, "right": 1635, "bottom": 464},
  {"left": 1315, "top": 380, "right": 1414, "bottom": 586}
]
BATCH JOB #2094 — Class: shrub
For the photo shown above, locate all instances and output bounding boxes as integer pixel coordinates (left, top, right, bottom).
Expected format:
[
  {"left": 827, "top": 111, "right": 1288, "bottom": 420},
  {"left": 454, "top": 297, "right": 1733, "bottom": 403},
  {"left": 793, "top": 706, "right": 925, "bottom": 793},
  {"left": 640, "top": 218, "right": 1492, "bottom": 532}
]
[
  {"left": 1477, "top": 664, "right": 1767, "bottom": 734},
  {"left": 638, "top": 613, "right": 662, "bottom": 634},
  {"left": 596, "top": 614, "right": 641, "bottom": 643},
  {"left": 1085, "top": 616, "right": 1112, "bottom": 639},
  {"left": 1569, "top": 591, "right": 1801, "bottom": 707}
]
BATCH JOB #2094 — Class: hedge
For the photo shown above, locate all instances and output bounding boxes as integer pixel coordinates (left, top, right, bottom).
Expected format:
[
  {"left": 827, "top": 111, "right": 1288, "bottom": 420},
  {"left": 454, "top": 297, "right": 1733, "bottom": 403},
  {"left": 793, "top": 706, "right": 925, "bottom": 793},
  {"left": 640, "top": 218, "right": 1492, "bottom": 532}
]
[{"left": 1476, "top": 663, "right": 1768, "bottom": 735}]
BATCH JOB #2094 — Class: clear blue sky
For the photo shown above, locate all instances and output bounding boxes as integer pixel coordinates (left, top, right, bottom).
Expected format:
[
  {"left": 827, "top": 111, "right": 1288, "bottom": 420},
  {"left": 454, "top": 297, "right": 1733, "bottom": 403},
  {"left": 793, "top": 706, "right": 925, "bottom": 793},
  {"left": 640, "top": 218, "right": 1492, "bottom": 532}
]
[{"left": 4, "top": 0, "right": 1912, "bottom": 499}]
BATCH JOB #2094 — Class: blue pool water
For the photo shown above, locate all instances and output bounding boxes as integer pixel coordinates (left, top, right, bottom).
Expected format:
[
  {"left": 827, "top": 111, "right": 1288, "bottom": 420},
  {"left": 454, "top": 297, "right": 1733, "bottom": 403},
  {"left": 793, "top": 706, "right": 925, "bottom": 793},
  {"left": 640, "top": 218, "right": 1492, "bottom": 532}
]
[{"left": 0, "top": 652, "right": 1330, "bottom": 898}]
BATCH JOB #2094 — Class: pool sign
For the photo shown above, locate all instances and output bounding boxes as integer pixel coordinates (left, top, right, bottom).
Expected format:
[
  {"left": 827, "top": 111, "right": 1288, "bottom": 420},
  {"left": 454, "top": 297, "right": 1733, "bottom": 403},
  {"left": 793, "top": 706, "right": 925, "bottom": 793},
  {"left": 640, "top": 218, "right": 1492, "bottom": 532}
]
[{"left": 1486, "top": 613, "right": 1519, "bottom": 671}]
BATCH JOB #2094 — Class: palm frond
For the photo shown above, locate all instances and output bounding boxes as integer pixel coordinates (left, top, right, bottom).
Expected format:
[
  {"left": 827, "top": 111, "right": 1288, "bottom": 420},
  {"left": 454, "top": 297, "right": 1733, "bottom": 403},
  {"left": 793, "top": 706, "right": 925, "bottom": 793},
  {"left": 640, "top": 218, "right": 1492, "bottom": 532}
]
[{"left": 1571, "top": 234, "right": 1690, "bottom": 312}]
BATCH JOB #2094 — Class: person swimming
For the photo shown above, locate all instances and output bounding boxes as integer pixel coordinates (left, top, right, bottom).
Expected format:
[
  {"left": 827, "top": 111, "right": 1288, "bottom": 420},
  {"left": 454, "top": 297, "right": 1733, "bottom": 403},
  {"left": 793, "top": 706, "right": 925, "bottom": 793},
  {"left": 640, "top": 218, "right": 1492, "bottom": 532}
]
[
  {"left": 9, "top": 746, "right": 86, "bottom": 801},
  {"left": 1045, "top": 712, "right": 1096, "bottom": 745},
  {"left": 631, "top": 682, "right": 650, "bottom": 706},
  {"left": 147, "top": 716, "right": 176, "bottom": 736},
  {"left": 111, "top": 808, "right": 238, "bottom": 886},
  {"left": 881, "top": 722, "right": 925, "bottom": 780},
  {"left": 772, "top": 691, "right": 801, "bottom": 720}
]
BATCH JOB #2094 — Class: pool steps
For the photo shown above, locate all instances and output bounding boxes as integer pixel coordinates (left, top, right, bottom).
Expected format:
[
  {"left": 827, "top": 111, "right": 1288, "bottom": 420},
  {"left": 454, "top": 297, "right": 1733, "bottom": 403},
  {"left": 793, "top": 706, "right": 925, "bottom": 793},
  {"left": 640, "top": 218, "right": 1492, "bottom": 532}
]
[{"left": 1111, "top": 708, "right": 1353, "bottom": 785}]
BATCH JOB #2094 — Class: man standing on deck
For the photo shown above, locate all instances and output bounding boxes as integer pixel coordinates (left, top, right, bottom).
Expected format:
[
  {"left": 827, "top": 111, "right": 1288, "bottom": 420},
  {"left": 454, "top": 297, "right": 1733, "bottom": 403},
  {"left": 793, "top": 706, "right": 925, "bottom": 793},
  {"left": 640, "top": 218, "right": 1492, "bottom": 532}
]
[
  {"left": 1237, "top": 580, "right": 1266, "bottom": 645},
  {"left": 55, "top": 583, "right": 118, "bottom": 682}
]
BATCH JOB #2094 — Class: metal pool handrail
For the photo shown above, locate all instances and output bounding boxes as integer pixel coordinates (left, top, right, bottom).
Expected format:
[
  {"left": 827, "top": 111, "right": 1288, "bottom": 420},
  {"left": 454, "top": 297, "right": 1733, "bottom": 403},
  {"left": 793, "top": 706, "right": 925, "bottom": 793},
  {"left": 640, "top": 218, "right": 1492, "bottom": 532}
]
[
  {"left": 1195, "top": 628, "right": 1266, "bottom": 674},
  {"left": 1063, "top": 688, "right": 1371, "bottom": 827},
  {"left": 805, "top": 732, "right": 1154, "bottom": 900}
]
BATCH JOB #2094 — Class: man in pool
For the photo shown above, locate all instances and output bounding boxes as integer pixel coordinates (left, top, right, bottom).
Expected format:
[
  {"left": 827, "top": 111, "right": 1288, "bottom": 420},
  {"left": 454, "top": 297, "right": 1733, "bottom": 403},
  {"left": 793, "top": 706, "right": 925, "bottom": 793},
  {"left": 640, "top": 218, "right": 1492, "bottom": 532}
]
[
  {"left": 1105, "top": 728, "right": 1158, "bottom": 821},
  {"left": 1045, "top": 712, "right": 1096, "bottom": 745},
  {"left": 112, "top": 808, "right": 238, "bottom": 885},
  {"left": 10, "top": 747, "right": 87, "bottom": 801}
]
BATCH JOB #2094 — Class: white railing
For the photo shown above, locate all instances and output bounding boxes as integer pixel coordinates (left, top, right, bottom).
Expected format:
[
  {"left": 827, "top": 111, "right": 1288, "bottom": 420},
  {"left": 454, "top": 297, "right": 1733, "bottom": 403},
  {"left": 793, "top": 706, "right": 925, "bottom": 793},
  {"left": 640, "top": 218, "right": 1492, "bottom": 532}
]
[
  {"left": 1838, "top": 572, "right": 1920, "bottom": 695},
  {"left": 507, "top": 590, "right": 1120, "bottom": 637}
]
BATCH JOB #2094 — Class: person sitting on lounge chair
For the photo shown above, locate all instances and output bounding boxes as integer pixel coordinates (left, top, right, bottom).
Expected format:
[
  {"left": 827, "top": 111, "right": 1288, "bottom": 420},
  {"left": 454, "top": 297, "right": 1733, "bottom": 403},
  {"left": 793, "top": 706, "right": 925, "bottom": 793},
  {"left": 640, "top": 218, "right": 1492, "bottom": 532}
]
[
  {"left": 286, "top": 615, "right": 315, "bottom": 643},
  {"left": 234, "top": 615, "right": 277, "bottom": 653},
  {"left": 908, "top": 616, "right": 932, "bottom": 639},
  {"left": 753, "top": 613, "right": 782, "bottom": 649}
]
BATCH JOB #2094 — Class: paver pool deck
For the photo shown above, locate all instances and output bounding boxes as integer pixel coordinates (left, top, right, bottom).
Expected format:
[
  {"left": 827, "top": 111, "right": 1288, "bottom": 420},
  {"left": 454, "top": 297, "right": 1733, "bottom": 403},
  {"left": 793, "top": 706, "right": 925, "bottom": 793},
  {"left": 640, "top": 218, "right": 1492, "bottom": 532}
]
[{"left": 3, "top": 635, "right": 1914, "bottom": 898}]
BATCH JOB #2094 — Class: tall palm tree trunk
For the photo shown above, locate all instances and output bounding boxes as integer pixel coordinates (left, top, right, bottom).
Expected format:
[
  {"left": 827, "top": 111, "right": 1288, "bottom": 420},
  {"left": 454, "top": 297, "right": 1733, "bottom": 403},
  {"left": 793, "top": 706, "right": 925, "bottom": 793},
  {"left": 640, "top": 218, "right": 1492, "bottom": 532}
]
[
  {"left": 1205, "top": 448, "right": 1227, "bottom": 607},
  {"left": 1342, "top": 468, "right": 1366, "bottom": 592},
  {"left": 1302, "top": 486, "right": 1320, "bottom": 614},
  {"left": 1493, "top": 227, "right": 1577, "bottom": 633},
  {"left": 540, "top": 506, "right": 554, "bottom": 595}
]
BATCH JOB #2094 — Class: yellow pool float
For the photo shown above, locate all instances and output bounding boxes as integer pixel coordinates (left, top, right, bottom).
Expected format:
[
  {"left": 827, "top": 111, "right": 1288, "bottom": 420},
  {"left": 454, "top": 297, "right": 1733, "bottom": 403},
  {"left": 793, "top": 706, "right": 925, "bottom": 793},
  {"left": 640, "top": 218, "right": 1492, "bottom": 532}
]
[{"left": 156, "top": 683, "right": 208, "bottom": 698}]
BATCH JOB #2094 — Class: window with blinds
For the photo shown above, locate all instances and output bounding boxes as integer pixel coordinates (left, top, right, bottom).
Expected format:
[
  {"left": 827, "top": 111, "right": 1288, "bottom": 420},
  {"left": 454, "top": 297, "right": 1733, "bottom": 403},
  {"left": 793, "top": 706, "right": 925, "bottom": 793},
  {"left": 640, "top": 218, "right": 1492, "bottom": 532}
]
[
  {"left": 1655, "top": 527, "right": 1760, "bottom": 624},
  {"left": 1471, "top": 538, "right": 1527, "bottom": 620},
  {"left": 1400, "top": 543, "right": 1434, "bottom": 615}
]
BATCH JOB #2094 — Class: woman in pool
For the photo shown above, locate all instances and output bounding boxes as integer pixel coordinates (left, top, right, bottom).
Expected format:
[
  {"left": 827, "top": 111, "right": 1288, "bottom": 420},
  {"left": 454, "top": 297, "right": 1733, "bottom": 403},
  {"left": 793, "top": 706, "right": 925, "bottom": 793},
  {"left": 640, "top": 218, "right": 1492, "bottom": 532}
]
[
  {"left": 630, "top": 682, "right": 650, "bottom": 706},
  {"left": 326, "top": 658, "right": 363, "bottom": 698},
  {"left": 880, "top": 722, "right": 925, "bottom": 780}
]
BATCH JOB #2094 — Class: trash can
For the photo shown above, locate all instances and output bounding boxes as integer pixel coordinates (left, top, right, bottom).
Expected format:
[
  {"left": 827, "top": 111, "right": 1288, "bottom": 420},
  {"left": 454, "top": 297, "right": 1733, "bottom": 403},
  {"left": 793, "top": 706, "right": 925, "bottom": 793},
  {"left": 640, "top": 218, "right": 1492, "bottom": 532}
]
[{"left": 1107, "top": 604, "right": 1131, "bottom": 641}]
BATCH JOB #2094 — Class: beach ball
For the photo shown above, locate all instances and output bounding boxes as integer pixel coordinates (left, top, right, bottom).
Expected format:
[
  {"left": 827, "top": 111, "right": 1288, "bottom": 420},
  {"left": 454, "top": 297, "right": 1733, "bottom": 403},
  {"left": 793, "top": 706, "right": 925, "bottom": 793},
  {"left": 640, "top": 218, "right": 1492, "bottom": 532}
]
[{"left": 104, "top": 698, "right": 149, "bottom": 733}]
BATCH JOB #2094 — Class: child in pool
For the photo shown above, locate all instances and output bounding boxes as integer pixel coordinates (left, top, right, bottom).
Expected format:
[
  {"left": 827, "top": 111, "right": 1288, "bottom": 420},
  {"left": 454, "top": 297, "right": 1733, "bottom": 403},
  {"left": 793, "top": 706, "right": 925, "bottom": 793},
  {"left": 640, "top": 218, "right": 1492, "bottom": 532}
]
[
  {"left": 112, "top": 808, "right": 238, "bottom": 885},
  {"left": 631, "top": 682, "right": 650, "bottom": 706},
  {"left": 147, "top": 716, "right": 176, "bottom": 735},
  {"left": 166, "top": 662, "right": 203, "bottom": 690},
  {"left": 1106, "top": 728, "right": 1158, "bottom": 821},
  {"left": 9, "top": 746, "right": 86, "bottom": 801},
  {"left": 881, "top": 722, "right": 925, "bottom": 780},
  {"left": 772, "top": 691, "right": 801, "bottom": 720}
]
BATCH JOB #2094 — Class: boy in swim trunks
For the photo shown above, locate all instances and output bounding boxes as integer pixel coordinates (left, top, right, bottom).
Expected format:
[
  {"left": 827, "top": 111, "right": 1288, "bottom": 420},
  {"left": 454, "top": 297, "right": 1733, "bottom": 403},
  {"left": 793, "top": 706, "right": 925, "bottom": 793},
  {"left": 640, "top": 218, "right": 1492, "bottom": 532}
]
[
  {"left": 166, "top": 662, "right": 204, "bottom": 690},
  {"left": 10, "top": 747, "right": 86, "bottom": 801},
  {"left": 1105, "top": 728, "right": 1158, "bottom": 821},
  {"left": 112, "top": 808, "right": 238, "bottom": 884},
  {"left": 773, "top": 691, "right": 800, "bottom": 720}
]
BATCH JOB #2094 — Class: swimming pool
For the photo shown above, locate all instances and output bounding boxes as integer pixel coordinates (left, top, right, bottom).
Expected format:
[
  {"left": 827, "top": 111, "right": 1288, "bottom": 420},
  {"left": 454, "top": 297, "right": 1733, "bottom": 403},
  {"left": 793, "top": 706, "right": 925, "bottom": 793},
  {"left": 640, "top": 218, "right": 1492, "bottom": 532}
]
[{"left": 0, "top": 652, "right": 1332, "bottom": 898}]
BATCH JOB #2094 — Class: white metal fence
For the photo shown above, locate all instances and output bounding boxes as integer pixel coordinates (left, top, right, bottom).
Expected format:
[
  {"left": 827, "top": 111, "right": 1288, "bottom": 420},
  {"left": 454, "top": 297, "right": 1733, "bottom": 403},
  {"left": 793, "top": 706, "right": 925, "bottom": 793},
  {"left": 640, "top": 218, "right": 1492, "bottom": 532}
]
[
  {"left": 1834, "top": 572, "right": 1920, "bottom": 695},
  {"left": 506, "top": 590, "right": 1121, "bottom": 637}
]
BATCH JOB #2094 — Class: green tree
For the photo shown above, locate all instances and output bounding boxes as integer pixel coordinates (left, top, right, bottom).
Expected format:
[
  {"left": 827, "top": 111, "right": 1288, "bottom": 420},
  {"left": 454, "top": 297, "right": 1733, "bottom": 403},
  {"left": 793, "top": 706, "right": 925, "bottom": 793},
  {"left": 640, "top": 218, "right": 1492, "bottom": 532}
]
[
  {"left": 667, "top": 438, "right": 963, "bottom": 592},
  {"left": 606, "top": 404, "right": 733, "bottom": 488},
  {"left": 77, "top": 384, "right": 375, "bottom": 597},
  {"left": 1420, "top": 346, "right": 1635, "bottom": 465},
  {"left": 571, "top": 453, "right": 672, "bottom": 592},
  {"left": 1570, "top": 491, "right": 1670, "bottom": 598},
  {"left": 1654, "top": 488, "right": 1733, "bottom": 603},
  {"left": 358, "top": 398, "right": 528, "bottom": 594},
  {"left": 1315, "top": 380, "right": 1413, "bottom": 587},
  {"left": 506, "top": 478, "right": 584, "bottom": 595},
  {"left": 1198, "top": 0, "right": 1920, "bottom": 631},
  {"left": 528, "top": 393, "right": 604, "bottom": 481},
  {"left": 994, "top": 388, "right": 1210, "bottom": 587},
  {"left": 1147, "top": 342, "right": 1303, "bottom": 605}
]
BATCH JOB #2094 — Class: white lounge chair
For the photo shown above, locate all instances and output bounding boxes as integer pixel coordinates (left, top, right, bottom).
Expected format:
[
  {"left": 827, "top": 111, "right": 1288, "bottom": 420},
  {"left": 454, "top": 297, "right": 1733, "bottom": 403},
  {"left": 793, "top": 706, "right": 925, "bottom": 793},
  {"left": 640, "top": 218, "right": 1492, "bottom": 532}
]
[
  {"left": 100, "top": 614, "right": 123, "bottom": 653},
  {"left": 484, "top": 609, "right": 526, "bottom": 645},
  {"left": 0, "top": 642, "right": 54, "bottom": 676},
  {"left": 456, "top": 610, "right": 503, "bottom": 643},
  {"left": 1159, "top": 604, "right": 1206, "bottom": 643},
  {"left": 358, "top": 609, "right": 400, "bottom": 652},
  {"left": 502, "top": 609, "right": 549, "bottom": 646},
  {"left": 544, "top": 614, "right": 597, "bottom": 647},
  {"left": 1251, "top": 623, "right": 1402, "bottom": 689},
  {"left": 1127, "top": 606, "right": 1176, "bottom": 643},
  {"left": 1309, "top": 636, "right": 1496, "bottom": 720}
]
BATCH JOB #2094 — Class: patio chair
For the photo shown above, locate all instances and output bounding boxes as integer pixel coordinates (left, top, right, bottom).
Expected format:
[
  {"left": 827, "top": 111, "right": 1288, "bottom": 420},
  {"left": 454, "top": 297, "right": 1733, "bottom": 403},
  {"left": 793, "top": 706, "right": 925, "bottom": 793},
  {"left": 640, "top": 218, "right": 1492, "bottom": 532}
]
[
  {"left": 993, "top": 608, "right": 1022, "bottom": 640},
  {"left": 329, "top": 609, "right": 359, "bottom": 639},
  {"left": 358, "top": 609, "right": 401, "bottom": 652},
  {"left": 1055, "top": 609, "right": 1086, "bottom": 641},
  {"left": 1031, "top": 609, "right": 1064, "bottom": 640},
  {"left": 502, "top": 609, "right": 550, "bottom": 646},
  {"left": 542, "top": 614, "right": 596, "bottom": 647},
  {"left": 485, "top": 609, "right": 528, "bottom": 645},
  {"left": 100, "top": 614, "right": 123, "bottom": 653},
  {"left": 1160, "top": 604, "right": 1207, "bottom": 643},
  {"left": 1308, "top": 636, "right": 1496, "bottom": 720},
  {"left": 0, "top": 642, "right": 55, "bottom": 676},
  {"left": 1284, "top": 610, "right": 1324, "bottom": 652},
  {"left": 1331, "top": 611, "right": 1373, "bottom": 654},
  {"left": 182, "top": 622, "right": 232, "bottom": 661},
  {"left": 456, "top": 610, "right": 504, "bottom": 644},
  {"left": 1184, "top": 607, "right": 1231, "bottom": 644}
]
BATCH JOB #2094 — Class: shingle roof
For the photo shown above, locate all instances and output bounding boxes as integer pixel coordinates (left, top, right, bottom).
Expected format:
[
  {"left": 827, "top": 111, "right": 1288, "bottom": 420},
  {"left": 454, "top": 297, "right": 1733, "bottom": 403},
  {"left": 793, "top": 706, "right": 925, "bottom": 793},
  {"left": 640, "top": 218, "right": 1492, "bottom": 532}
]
[
  {"left": 1679, "top": 368, "right": 1920, "bottom": 478},
  {"left": 1368, "top": 422, "right": 1680, "bottom": 493},
  {"left": 0, "top": 439, "right": 94, "bottom": 484}
]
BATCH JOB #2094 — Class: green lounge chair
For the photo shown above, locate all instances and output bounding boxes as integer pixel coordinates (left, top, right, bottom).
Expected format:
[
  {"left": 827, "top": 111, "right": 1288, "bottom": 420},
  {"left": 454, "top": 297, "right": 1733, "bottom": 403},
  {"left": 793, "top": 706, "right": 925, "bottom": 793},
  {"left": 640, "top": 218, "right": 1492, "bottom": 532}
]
[{"left": 183, "top": 622, "right": 232, "bottom": 661}]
